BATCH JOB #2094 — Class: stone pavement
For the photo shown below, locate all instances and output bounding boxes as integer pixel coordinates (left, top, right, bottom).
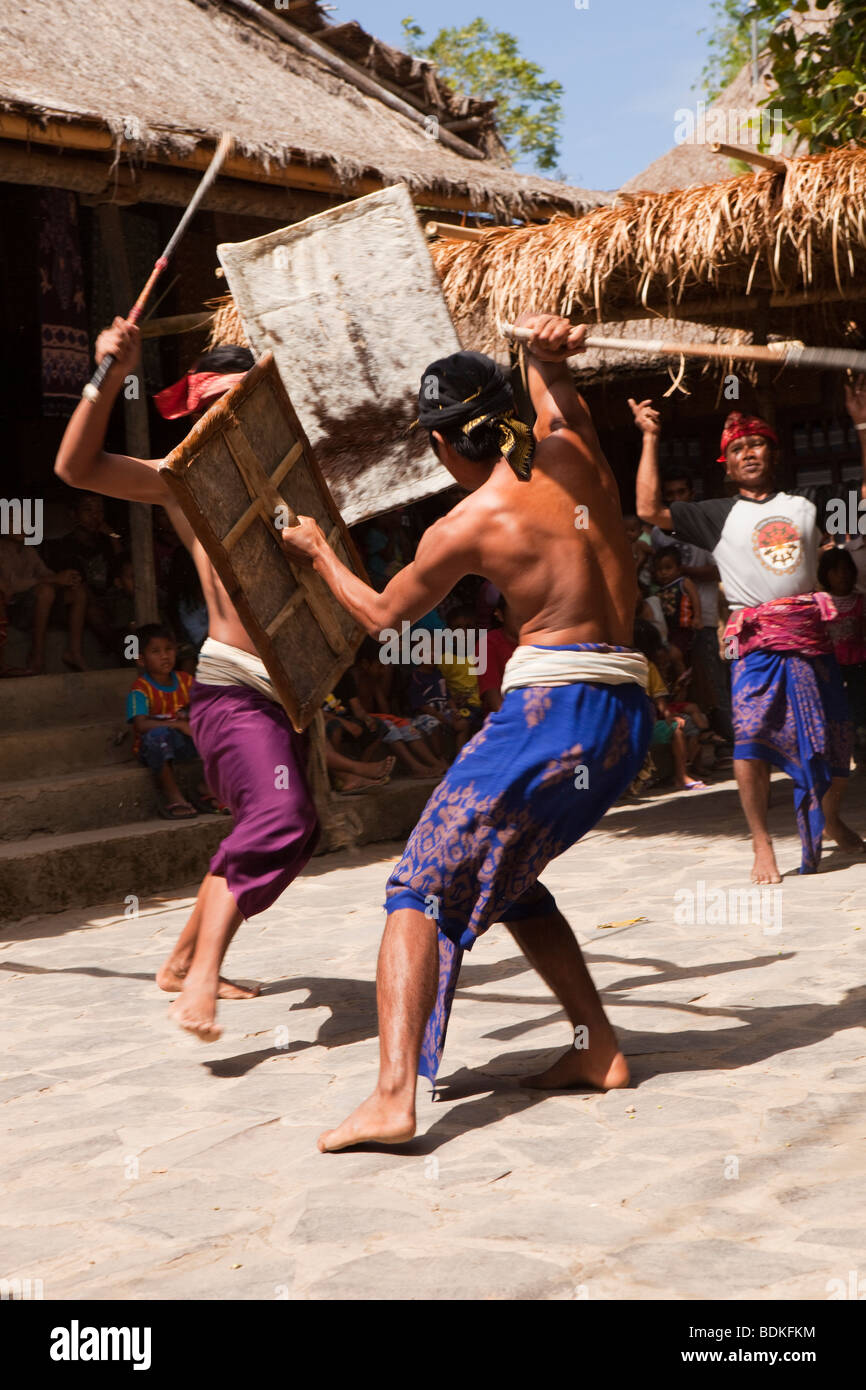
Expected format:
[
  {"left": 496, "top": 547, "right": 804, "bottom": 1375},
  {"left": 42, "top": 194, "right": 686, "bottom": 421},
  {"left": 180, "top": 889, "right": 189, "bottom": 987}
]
[{"left": 2, "top": 772, "right": 865, "bottom": 1301}]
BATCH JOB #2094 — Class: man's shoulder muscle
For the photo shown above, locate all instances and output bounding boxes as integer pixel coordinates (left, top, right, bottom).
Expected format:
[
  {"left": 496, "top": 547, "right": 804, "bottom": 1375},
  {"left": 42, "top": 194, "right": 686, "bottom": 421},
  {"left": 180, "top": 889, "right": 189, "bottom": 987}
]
[{"left": 414, "top": 506, "right": 479, "bottom": 574}]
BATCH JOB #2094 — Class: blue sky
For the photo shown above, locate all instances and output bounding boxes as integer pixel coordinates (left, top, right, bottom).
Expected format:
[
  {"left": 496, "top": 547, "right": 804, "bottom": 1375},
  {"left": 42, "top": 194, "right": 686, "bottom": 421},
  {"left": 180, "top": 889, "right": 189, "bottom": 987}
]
[{"left": 340, "top": 0, "right": 721, "bottom": 190}]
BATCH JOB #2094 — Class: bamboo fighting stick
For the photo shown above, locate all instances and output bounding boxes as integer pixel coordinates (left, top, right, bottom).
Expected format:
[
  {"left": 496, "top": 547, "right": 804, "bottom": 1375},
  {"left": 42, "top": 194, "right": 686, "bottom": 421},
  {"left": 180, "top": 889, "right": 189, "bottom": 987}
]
[
  {"left": 500, "top": 322, "right": 866, "bottom": 374},
  {"left": 82, "top": 133, "right": 234, "bottom": 402}
]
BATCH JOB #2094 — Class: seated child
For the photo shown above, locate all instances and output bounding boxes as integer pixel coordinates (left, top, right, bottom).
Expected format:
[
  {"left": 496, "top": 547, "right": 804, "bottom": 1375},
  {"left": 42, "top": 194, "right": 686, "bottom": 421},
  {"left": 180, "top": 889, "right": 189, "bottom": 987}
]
[
  {"left": 0, "top": 528, "right": 87, "bottom": 675},
  {"left": 326, "top": 654, "right": 444, "bottom": 782},
  {"left": 437, "top": 605, "right": 483, "bottom": 746},
  {"left": 321, "top": 694, "right": 396, "bottom": 794},
  {"left": 322, "top": 678, "right": 395, "bottom": 793},
  {"left": 407, "top": 659, "right": 468, "bottom": 759},
  {"left": 816, "top": 547, "right": 866, "bottom": 760},
  {"left": 126, "top": 623, "right": 221, "bottom": 819},
  {"left": 652, "top": 545, "right": 701, "bottom": 663},
  {"left": 624, "top": 513, "right": 654, "bottom": 588},
  {"left": 634, "top": 619, "right": 706, "bottom": 793}
]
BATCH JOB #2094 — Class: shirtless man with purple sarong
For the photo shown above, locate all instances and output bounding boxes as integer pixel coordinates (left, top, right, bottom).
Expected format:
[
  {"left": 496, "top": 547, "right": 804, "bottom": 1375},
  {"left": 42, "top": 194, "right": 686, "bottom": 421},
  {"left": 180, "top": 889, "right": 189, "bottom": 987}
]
[
  {"left": 280, "top": 314, "right": 653, "bottom": 1152},
  {"left": 54, "top": 319, "right": 337, "bottom": 1040},
  {"left": 634, "top": 385, "right": 866, "bottom": 883}
]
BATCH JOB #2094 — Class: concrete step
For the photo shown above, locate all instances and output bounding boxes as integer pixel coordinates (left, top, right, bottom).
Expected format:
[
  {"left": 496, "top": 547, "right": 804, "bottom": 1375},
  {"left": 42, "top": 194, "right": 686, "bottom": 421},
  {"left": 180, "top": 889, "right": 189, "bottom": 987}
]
[
  {"left": 0, "top": 818, "right": 233, "bottom": 921},
  {"left": 0, "top": 668, "right": 133, "bottom": 734},
  {"left": 0, "top": 776, "right": 438, "bottom": 921},
  {"left": 0, "top": 719, "right": 133, "bottom": 780},
  {"left": 3, "top": 621, "right": 120, "bottom": 676},
  {"left": 0, "top": 762, "right": 207, "bottom": 839}
]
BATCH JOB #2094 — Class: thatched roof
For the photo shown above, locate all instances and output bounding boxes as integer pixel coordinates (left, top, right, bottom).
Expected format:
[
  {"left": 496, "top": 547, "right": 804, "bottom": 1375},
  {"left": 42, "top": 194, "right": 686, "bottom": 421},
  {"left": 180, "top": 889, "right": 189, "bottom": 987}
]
[
  {"left": 286, "top": 1, "right": 508, "bottom": 163},
  {"left": 0, "top": 0, "right": 605, "bottom": 219},
  {"left": 430, "top": 146, "right": 866, "bottom": 354}
]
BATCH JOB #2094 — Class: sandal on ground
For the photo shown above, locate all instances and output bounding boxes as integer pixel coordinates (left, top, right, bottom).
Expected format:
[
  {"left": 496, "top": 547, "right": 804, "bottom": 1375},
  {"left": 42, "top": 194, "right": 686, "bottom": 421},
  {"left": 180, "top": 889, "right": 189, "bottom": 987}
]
[
  {"left": 159, "top": 801, "right": 199, "bottom": 820},
  {"left": 332, "top": 776, "right": 372, "bottom": 796},
  {"left": 194, "top": 791, "right": 231, "bottom": 815}
]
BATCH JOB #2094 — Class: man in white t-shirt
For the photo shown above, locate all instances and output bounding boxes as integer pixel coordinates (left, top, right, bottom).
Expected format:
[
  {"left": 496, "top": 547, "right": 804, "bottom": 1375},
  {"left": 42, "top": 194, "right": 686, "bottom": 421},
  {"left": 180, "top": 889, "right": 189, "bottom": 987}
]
[{"left": 633, "top": 394, "right": 866, "bottom": 884}]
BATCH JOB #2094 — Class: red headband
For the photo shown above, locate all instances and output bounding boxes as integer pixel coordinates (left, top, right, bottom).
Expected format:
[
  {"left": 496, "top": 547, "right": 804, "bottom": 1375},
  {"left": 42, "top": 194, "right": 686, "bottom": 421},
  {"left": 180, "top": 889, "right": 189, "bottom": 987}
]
[
  {"left": 717, "top": 412, "right": 778, "bottom": 463},
  {"left": 153, "top": 370, "right": 246, "bottom": 420}
]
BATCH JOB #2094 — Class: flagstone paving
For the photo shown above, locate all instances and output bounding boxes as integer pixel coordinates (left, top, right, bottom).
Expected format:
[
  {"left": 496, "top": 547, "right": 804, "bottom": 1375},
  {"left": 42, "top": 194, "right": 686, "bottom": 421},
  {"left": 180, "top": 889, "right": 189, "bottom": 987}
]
[{"left": 2, "top": 772, "right": 865, "bottom": 1301}]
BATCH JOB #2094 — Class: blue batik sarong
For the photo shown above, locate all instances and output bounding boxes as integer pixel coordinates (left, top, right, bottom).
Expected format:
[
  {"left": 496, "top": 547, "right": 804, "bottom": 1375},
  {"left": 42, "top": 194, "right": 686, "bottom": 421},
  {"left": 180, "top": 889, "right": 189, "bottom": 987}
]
[
  {"left": 385, "top": 644, "right": 653, "bottom": 1081},
  {"left": 731, "top": 650, "right": 851, "bottom": 874}
]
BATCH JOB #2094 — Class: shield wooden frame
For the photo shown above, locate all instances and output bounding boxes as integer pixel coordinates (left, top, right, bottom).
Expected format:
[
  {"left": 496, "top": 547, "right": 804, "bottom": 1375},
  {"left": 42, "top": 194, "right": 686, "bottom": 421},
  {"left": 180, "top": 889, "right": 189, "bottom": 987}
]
[{"left": 159, "top": 352, "right": 367, "bottom": 731}]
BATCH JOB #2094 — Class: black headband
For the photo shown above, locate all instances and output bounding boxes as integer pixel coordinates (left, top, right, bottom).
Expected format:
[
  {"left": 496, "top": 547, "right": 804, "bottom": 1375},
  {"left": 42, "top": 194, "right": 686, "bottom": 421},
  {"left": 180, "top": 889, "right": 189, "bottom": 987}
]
[{"left": 416, "top": 350, "right": 534, "bottom": 480}]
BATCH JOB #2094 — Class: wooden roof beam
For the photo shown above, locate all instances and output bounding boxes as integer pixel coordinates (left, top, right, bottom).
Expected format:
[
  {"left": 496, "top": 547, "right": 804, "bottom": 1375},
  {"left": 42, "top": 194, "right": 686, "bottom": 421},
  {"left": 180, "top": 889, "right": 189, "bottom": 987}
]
[
  {"left": 709, "top": 142, "right": 787, "bottom": 174},
  {"left": 570, "top": 284, "right": 866, "bottom": 327},
  {"left": 0, "top": 116, "right": 569, "bottom": 219}
]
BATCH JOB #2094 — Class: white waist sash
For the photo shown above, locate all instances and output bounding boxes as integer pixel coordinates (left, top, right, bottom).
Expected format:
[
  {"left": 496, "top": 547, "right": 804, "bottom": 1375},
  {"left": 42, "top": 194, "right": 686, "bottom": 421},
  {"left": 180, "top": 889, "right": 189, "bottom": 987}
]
[
  {"left": 501, "top": 644, "right": 649, "bottom": 694},
  {"left": 195, "top": 636, "right": 278, "bottom": 702}
]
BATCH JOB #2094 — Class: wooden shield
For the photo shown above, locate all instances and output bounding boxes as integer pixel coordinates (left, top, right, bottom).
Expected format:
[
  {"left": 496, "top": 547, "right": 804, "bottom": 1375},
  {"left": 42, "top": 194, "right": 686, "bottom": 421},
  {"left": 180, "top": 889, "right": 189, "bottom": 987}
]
[{"left": 159, "top": 353, "right": 366, "bottom": 731}]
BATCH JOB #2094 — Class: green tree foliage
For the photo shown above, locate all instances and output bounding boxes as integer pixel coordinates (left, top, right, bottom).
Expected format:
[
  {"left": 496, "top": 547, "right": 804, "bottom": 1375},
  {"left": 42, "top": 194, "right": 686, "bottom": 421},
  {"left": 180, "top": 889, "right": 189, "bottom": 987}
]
[
  {"left": 698, "top": 0, "right": 866, "bottom": 151},
  {"left": 401, "top": 16, "right": 564, "bottom": 172},
  {"left": 697, "top": 0, "right": 786, "bottom": 102},
  {"left": 760, "top": 0, "right": 866, "bottom": 151}
]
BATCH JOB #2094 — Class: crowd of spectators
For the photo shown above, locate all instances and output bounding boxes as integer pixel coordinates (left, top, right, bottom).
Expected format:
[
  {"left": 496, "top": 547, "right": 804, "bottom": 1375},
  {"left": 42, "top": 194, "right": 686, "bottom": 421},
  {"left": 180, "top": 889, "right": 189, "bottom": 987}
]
[{"left": 5, "top": 471, "right": 865, "bottom": 813}]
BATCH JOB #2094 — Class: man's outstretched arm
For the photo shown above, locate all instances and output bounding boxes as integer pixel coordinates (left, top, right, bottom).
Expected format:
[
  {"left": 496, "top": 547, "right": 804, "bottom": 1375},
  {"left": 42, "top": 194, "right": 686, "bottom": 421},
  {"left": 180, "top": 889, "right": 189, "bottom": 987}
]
[
  {"left": 631, "top": 396, "right": 671, "bottom": 529},
  {"left": 55, "top": 318, "right": 169, "bottom": 506},
  {"left": 281, "top": 512, "right": 476, "bottom": 637}
]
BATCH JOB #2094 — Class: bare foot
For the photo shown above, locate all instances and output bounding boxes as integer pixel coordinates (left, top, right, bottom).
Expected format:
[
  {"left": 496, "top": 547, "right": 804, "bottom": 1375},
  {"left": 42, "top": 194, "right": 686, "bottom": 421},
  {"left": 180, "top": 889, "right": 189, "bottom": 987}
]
[
  {"left": 825, "top": 817, "right": 865, "bottom": 853},
  {"left": 61, "top": 650, "right": 88, "bottom": 672},
  {"left": 168, "top": 985, "right": 222, "bottom": 1042},
  {"left": 751, "top": 841, "right": 782, "bottom": 884},
  {"left": 317, "top": 1091, "right": 416, "bottom": 1152},
  {"left": 519, "top": 1046, "right": 630, "bottom": 1091},
  {"left": 157, "top": 963, "right": 259, "bottom": 999}
]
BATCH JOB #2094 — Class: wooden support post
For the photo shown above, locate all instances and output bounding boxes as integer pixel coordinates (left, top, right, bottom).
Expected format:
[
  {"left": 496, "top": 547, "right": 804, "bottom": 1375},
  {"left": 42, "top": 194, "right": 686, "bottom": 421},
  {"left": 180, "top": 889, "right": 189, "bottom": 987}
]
[
  {"left": 96, "top": 204, "right": 159, "bottom": 625},
  {"left": 750, "top": 294, "right": 776, "bottom": 429}
]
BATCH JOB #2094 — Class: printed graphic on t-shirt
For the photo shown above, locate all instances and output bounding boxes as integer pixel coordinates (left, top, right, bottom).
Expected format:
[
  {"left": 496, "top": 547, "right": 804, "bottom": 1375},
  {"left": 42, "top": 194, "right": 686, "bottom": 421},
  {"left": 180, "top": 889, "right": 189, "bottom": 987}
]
[{"left": 751, "top": 516, "right": 802, "bottom": 576}]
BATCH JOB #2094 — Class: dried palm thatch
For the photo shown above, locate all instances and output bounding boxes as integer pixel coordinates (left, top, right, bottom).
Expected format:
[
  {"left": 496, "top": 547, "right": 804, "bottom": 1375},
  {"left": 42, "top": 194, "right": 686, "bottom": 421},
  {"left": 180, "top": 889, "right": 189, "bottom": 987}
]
[
  {"left": 206, "top": 294, "right": 250, "bottom": 350},
  {"left": 0, "top": 0, "right": 605, "bottom": 221},
  {"left": 430, "top": 147, "right": 866, "bottom": 354}
]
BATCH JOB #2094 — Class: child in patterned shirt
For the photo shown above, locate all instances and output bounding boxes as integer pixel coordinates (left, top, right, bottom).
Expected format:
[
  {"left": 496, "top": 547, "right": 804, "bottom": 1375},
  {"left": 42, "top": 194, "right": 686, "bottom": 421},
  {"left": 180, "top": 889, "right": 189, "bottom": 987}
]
[{"left": 127, "top": 624, "right": 221, "bottom": 819}]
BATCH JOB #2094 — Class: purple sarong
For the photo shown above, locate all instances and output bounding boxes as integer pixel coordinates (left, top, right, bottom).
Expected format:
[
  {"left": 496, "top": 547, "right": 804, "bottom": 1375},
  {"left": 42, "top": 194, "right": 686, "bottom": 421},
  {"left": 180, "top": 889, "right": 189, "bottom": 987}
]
[{"left": 189, "top": 681, "right": 319, "bottom": 918}]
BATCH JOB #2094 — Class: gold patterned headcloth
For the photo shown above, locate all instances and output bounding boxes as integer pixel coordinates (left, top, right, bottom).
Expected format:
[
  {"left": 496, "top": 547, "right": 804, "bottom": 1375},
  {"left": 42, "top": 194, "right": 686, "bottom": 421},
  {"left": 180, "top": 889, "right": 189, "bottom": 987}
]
[{"left": 414, "top": 349, "right": 535, "bottom": 480}]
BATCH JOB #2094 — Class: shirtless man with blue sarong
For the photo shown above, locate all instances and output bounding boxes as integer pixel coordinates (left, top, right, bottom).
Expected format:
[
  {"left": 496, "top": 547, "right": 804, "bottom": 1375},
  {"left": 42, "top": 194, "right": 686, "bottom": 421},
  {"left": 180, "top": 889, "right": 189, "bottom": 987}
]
[{"left": 280, "top": 314, "right": 653, "bottom": 1151}]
